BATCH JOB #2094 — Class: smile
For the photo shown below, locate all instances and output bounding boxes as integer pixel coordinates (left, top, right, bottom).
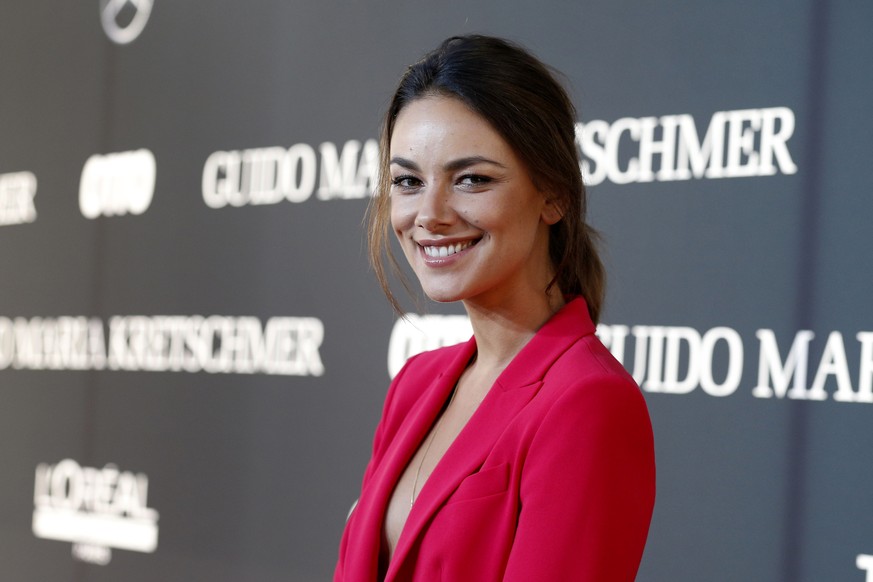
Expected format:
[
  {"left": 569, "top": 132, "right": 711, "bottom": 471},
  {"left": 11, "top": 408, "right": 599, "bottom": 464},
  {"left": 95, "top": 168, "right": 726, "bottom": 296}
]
[{"left": 421, "top": 239, "right": 478, "bottom": 258}]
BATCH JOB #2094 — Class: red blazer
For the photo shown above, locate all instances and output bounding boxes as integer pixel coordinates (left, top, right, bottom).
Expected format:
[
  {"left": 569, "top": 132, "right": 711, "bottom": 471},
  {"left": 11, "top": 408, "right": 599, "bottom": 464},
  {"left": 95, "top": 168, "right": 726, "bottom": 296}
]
[{"left": 335, "top": 298, "right": 655, "bottom": 581}]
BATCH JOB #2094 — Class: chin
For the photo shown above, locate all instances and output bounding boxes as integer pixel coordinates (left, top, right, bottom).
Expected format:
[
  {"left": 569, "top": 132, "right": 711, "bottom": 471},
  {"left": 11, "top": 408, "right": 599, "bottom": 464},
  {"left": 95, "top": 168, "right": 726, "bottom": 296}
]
[
  {"left": 422, "top": 289, "right": 464, "bottom": 304},
  {"left": 419, "top": 282, "right": 467, "bottom": 304}
]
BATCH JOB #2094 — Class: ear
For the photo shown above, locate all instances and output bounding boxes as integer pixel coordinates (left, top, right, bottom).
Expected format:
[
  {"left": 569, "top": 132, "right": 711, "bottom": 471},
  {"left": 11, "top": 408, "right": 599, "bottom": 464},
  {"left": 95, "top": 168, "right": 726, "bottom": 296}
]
[{"left": 541, "top": 196, "right": 564, "bottom": 226}]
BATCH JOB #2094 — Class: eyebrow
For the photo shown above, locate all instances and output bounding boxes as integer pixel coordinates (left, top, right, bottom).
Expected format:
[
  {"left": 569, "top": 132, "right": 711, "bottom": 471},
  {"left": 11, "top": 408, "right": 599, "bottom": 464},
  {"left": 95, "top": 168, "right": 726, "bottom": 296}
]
[{"left": 389, "top": 156, "right": 507, "bottom": 172}]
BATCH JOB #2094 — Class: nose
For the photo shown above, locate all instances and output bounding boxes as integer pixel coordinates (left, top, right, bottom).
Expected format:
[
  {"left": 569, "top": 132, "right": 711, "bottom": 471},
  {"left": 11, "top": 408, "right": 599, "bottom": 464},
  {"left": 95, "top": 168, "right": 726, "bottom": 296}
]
[{"left": 414, "top": 184, "right": 454, "bottom": 231}]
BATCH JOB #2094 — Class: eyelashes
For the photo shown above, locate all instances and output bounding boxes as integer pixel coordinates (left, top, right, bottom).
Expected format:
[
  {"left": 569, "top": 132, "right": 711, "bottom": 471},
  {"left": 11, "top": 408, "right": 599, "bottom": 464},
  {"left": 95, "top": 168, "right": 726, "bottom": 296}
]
[
  {"left": 458, "top": 174, "right": 493, "bottom": 187},
  {"left": 391, "top": 175, "right": 421, "bottom": 189},
  {"left": 390, "top": 174, "right": 494, "bottom": 191}
]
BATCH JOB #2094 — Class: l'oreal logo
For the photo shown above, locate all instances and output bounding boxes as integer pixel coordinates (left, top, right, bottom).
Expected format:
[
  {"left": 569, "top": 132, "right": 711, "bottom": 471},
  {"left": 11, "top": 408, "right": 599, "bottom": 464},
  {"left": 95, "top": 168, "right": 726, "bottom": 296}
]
[{"left": 32, "top": 459, "right": 159, "bottom": 559}]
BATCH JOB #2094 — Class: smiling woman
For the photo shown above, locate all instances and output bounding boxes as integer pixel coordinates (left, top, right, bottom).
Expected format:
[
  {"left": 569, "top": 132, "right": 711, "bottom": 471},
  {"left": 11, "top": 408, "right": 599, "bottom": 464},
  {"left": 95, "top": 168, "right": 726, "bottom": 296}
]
[
  {"left": 388, "top": 97, "right": 562, "bottom": 308},
  {"left": 335, "top": 35, "right": 656, "bottom": 582}
]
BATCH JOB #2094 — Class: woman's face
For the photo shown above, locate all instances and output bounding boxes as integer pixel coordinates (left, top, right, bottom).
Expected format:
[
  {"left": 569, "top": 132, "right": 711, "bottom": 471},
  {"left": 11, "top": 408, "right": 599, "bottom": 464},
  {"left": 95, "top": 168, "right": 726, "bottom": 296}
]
[{"left": 389, "top": 96, "right": 561, "bottom": 308}]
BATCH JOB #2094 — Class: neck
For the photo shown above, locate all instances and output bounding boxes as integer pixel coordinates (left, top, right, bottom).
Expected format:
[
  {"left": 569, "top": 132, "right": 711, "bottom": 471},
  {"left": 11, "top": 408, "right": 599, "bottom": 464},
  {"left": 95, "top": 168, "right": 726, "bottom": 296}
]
[{"left": 462, "top": 286, "right": 565, "bottom": 372}]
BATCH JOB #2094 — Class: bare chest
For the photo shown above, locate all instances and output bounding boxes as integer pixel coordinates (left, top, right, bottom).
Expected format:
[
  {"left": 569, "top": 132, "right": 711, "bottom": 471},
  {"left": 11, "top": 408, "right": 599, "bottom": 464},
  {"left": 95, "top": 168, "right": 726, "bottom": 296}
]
[{"left": 380, "top": 388, "right": 481, "bottom": 564}]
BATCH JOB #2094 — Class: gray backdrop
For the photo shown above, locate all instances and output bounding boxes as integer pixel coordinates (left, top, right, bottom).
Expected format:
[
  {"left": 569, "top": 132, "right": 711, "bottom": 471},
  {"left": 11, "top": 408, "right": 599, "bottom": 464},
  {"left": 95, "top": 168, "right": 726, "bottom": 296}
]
[{"left": 1, "top": 1, "right": 871, "bottom": 580}]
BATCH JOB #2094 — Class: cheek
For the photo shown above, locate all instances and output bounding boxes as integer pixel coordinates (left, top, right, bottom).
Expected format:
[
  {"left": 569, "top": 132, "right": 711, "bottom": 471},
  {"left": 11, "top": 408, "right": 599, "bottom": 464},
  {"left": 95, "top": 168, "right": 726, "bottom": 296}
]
[
  {"left": 389, "top": 200, "right": 412, "bottom": 235},
  {"left": 458, "top": 208, "right": 480, "bottom": 226}
]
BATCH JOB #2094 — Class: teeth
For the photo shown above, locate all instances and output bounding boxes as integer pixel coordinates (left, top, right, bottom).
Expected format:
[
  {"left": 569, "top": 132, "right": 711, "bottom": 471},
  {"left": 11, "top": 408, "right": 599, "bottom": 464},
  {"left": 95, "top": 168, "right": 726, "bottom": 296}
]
[{"left": 423, "top": 240, "right": 474, "bottom": 258}]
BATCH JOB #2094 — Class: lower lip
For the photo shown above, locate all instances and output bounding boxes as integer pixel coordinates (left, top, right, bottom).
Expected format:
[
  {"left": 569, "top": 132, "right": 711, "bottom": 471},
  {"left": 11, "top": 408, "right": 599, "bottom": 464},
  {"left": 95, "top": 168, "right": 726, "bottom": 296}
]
[{"left": 419, "top": 242, "right": 477, "bottom": 266}]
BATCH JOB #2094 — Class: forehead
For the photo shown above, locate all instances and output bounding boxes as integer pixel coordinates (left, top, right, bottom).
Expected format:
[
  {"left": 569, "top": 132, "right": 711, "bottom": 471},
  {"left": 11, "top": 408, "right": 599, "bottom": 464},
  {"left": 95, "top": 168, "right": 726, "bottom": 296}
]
[{"left": 389, "top": 96, "right": 512, "bottom": 160}]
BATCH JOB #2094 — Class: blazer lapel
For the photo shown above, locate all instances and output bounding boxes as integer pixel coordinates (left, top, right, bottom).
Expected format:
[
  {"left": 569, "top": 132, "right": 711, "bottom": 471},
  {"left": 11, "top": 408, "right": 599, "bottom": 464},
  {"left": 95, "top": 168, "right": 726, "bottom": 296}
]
[
  {"left": 385, "top": 376, "right": 542, "bottom": 580},
  {"left": 351, "top": 340, "right": 477, "bottom": 580}
]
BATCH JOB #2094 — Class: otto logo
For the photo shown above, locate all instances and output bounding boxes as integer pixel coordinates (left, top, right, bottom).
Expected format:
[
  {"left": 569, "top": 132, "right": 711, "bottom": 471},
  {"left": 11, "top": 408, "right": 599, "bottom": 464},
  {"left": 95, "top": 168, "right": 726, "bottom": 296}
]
[
  {"left": 387, "top": 314, "right": 472, "bottom": 378},
  {"left": 79, "top": 149, "right": 156, "bottom": 219},
  {"left": 858, "top": 554, "right": 873, "bottom": 581},
  {"left": 33, "top": 459, "right": 159, "bottom": 564},
  {"left": 100, "top": 0, "right": 153, "bottom": 45},
  {"left": 202, "top": 139, "right": 378, "bottom": 209},
  {"left": 0, "top": 171, "right": 37, "bottom": 226}
]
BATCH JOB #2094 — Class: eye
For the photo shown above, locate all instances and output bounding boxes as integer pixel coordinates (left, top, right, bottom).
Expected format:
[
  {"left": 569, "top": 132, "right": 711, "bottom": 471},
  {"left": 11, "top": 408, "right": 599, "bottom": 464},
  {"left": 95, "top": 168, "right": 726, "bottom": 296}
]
[
  {"left": 391, "top": 175, "right": 422, "bottom": 191},
  {"left": 457, "top": 174, "right": 493, "bottom": 189}
]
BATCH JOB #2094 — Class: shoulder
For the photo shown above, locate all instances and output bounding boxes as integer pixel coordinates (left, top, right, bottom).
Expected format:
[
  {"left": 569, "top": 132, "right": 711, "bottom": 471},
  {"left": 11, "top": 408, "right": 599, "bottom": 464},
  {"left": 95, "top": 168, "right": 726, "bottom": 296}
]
[
  {"left": 553, "top": 332, "right": 635, "bottom": 383},
  {"left": 519, "top": 337, "right": 654, "bottom": 485},
  {"left": 535, "top": 333, "right": 650, "bottom": 434}
]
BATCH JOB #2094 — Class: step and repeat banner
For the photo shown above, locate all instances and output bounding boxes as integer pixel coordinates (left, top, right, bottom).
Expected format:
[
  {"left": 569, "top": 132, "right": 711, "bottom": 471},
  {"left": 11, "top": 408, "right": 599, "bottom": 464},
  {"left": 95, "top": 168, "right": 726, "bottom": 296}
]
[{"left": 1, "top": 1, "right": 871, "bottom": 581}]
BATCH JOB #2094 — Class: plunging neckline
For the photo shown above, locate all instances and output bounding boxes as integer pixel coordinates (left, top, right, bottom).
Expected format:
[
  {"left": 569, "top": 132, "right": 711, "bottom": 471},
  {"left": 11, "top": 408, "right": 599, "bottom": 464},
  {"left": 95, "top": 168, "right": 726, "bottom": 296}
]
[{"left": 378, "top": 376, "right": 461, "bottom": 578}]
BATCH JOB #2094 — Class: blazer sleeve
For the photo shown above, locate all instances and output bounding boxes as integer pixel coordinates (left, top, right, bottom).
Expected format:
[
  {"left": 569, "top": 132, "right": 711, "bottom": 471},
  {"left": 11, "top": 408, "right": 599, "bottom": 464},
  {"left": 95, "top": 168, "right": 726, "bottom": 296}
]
[{"left": 503, "top": 374, "right": 656, "bottom": 581}]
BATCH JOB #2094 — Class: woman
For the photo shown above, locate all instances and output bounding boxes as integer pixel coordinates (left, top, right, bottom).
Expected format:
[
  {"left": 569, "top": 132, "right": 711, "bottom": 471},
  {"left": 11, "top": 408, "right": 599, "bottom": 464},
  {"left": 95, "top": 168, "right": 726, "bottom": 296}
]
[{"left": 335, "top": 35, "right": 655, "bottom": 581}]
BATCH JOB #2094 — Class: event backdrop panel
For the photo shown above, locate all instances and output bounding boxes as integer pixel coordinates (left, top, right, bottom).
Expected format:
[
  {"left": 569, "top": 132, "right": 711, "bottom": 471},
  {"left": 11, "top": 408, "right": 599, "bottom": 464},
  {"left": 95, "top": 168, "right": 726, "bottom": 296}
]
[{"left": 0, "top": 1, "right": 871, "bottom": 581}]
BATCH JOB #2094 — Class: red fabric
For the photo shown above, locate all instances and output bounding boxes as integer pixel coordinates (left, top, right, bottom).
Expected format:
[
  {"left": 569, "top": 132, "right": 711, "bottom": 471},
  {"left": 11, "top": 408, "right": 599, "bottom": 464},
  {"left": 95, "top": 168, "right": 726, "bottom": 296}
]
[{"left": 335, "top": 298, "right": 656, "bottom": 581}]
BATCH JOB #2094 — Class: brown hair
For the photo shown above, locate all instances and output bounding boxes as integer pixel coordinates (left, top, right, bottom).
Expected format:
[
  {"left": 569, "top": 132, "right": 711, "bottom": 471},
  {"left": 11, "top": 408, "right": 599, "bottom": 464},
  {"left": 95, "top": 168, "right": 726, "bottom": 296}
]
[{"left": 368, "top": 35, "right": 606, "bottom": 323}]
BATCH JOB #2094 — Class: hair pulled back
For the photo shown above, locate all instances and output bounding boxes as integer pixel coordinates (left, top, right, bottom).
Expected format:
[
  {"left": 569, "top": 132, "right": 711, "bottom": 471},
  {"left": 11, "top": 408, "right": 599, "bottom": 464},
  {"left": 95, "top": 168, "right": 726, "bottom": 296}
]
[{"left": 369, "top": 34, "right": 606, "bottom": 323}]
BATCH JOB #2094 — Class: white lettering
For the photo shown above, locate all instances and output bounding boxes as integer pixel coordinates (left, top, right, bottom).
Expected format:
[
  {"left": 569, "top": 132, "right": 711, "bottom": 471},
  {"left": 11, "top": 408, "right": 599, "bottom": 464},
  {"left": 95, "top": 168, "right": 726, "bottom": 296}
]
[
  {"left": 107, "top": 315, "right": 324, "bottom": 376},
  {"left": 613, "top": 325, "right": 742, "bottom": 397},
  {"left": 752, "top": 330, "right": 816, "bottom": 399},
  {"left": 758, "top": 107, "right": 798, "bottom": 175},
  {"left": 577, "top": 120, "right": 609, "bottom": 186},
  {"left": 0, "top": 317, "right": 13, "bottom": 368},
  {"left": 203, "top": 139, "right": 377, "bottom": 208},
  {"left": 854, "top": 333, "right": 873, "bottom": 403},
  {"left": 202, "top": 150, "right": 237, "bottom": 209},
  {"left": 1, "top": 315, "right": 321, "bottom": 375},
  {"left": 597, "top": 323, "right": 871, "bottom": 404},
  {"left": 605, "top": 117, "right": 641, "bottom": 184},
  {"left": 679, "top": 111, "right": 727, "bottom": 179},
  {"left": 858, "top": 554, "right": 873, "bottom": 582},
  {"left": 0, "top": 317, "right": 106, "bottom": 371},
  {"left": 72, "top": 543, "right": 112, "bottom": 565},
  {"left": 33, "top": 459, "right": 159, "bottom": 553},
  {"left": 317, "top": 139, "right": 378, "bottom": 200},
  {"left": 0, "top": 171, "right": 38, "bottom": 225},
  {"left": 754, "top": 330, "right": 873, "bottom": 402},
  {"left": 638, "top": 116, "right": 679, "bottom": 182},
  {"left": 387, "top": 314, "right": 472, "bottom": 378},
  {"left": 811, "top": 332, "right": 852, "bottom": 402},
  {"left": 281, "top": 143, "right": 317, "bottom": 203},
  {"left": 578, "top": 107, "right": 797, "bottom": 185},
  {"left": 79, "top": 150, "right": 156, "bottom": 219},
  {"left": 596, "top": 324, "right": 629, "bottom": 365},
  {"left": 661, "top": 326, "right": 701, "bottom": 394},
  {"left": 699, "top": 327, "right": 743, "bottom": 397},
  {"left": 642, "top": 326, "right": 666, "bottom": 392}
]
